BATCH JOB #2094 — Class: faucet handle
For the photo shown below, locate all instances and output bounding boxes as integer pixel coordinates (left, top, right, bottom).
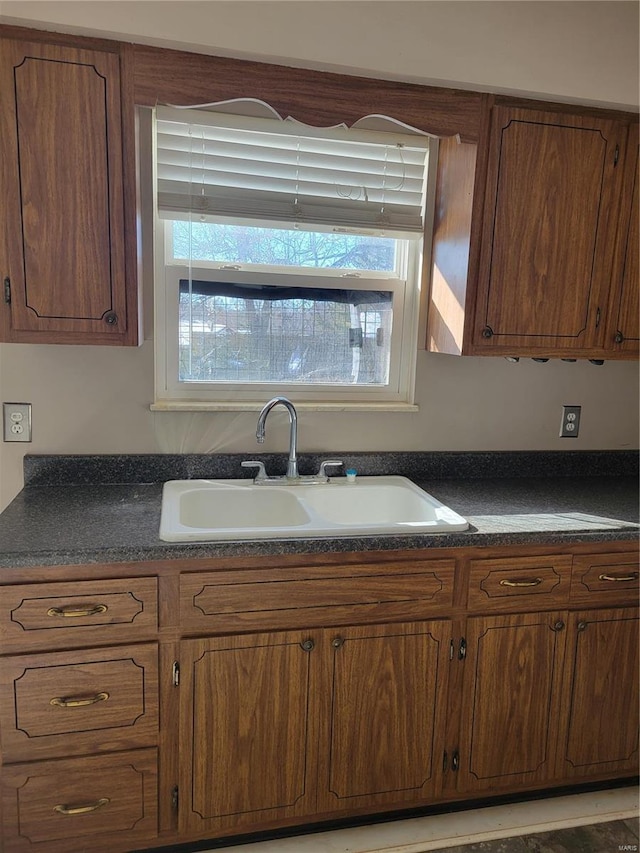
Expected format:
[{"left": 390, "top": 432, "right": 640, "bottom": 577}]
[
  {"left": 317, "top": 459, "right": 343, "bottom": 480},
  {"left": 241, "top": 460, "right": 268, "bottom": 482}
]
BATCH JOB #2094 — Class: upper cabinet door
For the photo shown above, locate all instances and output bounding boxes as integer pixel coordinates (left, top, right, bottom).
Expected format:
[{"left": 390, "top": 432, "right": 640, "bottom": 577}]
[
  {"left": 473, "top": 107, "right": 628, "bottom": 355},
  {"left": 609, "top": 123, "right": 639, "bottom": 355},
  {"left": 0, "top": 38, "right": 138, "bottom": 344}
]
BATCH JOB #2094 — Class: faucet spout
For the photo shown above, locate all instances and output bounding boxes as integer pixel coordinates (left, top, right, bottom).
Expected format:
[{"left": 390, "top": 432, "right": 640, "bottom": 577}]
[{"left": 255, "top": 397, "right": 299, "bottom": 479}]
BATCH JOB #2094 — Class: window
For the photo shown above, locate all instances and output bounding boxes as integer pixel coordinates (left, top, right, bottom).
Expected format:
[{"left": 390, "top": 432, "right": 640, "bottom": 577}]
[{"left": 153, "top": 106, "right": 430, "bottom": 408}]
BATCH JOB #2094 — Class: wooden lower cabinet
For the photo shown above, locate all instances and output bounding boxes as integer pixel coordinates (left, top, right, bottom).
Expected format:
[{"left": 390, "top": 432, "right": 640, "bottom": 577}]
[
  {"left": 179, "top": 629, "right": 320, "bottom": 836},
  {"left": 1, "top": 543, "right": 637, "bottom": 853},
  {"left": 179, "top": 619, "right": 451, "bottom": 836},
  {"left": 316, "top": 620, "right": 451, "bottom": 813},
  {"left": 456, "top": 611, "right": 567, "bottom": 793},
  {"left": 556, "top": 607, "right": 639, "bottom": 780},
  {"left": 0, "top": 749, "right": 158, "bottom": 853}
]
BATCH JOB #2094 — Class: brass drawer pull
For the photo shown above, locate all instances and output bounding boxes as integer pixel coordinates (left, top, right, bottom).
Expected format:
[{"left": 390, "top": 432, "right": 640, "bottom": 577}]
[
  {"left": 499, "top": 577, "right": 543, "bottom": 588},
  {"left": 53, "top": 797, "right": 110, "bottom": 816},
  {"left": 47, "top": 604, "right": 108, "bottom": 618},
  {"left": 598, "top": 572, "right": 639, "bottom": 583},
  {"left": 50, "top": 692, "right": 109, "bottom": 708}
]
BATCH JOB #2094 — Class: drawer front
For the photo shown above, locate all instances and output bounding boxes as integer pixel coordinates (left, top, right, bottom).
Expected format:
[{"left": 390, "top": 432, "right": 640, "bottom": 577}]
[
  {"left": 571, "top": 551, "right": 640, "bottom": 606},
  {"left": 0, "top": 577, "right": 158, "bottom": 653},
  {"left": 0, "top": 644, "right": 158, "bottom": 762},
  {"left": 467, "top": 555, "right": 572, "bottom": 613},
  {"left": 0, "top": 749, "right": 158, "bottom": 853},
  {"left": 181, "top": 560, "right": 455, "bottom": 632}
]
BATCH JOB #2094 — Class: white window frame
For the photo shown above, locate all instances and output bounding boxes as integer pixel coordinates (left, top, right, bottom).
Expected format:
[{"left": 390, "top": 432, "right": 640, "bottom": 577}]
[{"left": 150, "top": 109, "right": 429, "bottom": 411}]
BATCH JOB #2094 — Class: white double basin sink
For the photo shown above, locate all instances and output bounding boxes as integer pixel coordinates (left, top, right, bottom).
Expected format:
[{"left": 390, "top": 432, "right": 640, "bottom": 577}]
[{"left": 160, "top": 475, "right": 469, "bottom": 541}]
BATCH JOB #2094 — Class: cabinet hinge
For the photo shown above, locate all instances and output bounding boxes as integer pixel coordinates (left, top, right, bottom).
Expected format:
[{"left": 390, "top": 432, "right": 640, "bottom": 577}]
[
  {"left": 614, "top": 144, "right": 620, "bottom": 166},
  {"left": 458, "top": 638, "right": 467, "bottom": 660},
  {"left": 3, "top": 277, "right": 10, "bottom": 304},
  {"left": 449, "top": 639, "right": 455, "bottom": 661},
  {"left": 171, "top": 786, "right": 179, "bottom": 811},
  {"left": 595, "top": 307, "right": 601, "bottom": 328},
  {"left": 172, "top": 661, "right": 180, "bottom": 687}
]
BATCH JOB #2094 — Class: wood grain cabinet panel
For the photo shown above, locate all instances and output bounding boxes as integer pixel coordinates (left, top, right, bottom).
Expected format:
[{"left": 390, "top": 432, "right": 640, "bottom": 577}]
[
  {"left": 317, "top": 620, "right": 450, "bottom": 813},
  {"left": 570, "top": 551, "right": 639, "bottom": 607},
  {"left": 428, "top": 107, "right": 637, "bottom": 360},
  {"left": 467, "top": 555, "right": 571, "bottom": 613},
  {"left": 556, "top": 607, "right": 639, "bottom": 780},
  {"left": 0, "top": 37, "right": 138, "bottom": 345},
  {"left": 609, "top": 123, "right": 639, "bottom": 354},
  {"left": 0, "top": 644, "right": 158, "bottom": 761},
  {"left": 473, "top": 107, "right": 627, "bottom": 354},
  {"left": 180, "top": 559, "right": 455, "bottom": 633},
  {"left": 0, "top": 749, "right": 158, "bottom": 853},
  {"left": 457, "top": 611, "right": 567, "bottom": 794},
  {"left": 0, "top": 577, "right": 158, "bottom": 653},
  {"left": 179, "top": 630, "right": 320, "bottom": 836}
]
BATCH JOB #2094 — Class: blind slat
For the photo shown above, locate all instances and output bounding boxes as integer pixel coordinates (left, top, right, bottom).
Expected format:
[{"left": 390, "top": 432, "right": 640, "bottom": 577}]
[{"left": 155, "top": 107, "right": 429, "bottom": 233}]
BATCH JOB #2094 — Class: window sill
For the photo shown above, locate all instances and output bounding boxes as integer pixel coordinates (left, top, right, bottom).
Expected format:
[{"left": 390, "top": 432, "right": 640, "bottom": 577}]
[{"left": 150, "top": 401, "right": 420, "bottom": 413}]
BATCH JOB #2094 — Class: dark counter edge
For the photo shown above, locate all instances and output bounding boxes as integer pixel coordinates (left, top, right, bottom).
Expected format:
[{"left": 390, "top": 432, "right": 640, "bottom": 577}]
[
  {"left": 22, "top": 449, "right": 640, "bottom": 485},
  {"left": 2, "top": 528, "right": 640, "bottom": 572}
]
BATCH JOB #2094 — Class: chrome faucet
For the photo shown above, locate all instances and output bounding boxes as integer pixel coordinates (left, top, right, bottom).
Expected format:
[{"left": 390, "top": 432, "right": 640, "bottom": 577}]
[
  {"left": 241, "top": 396, "right": 343, "bottom": 484},
  {"left": 256, "top": 396, "right": 299, "bottom": 479}
]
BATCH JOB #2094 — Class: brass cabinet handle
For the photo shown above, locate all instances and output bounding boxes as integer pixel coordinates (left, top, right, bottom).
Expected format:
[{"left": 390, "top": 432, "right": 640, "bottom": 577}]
[
  {"left": 53, "top": 798, "right": 110, "bottom": 816},
  {"left": 598, "top": 572, "right": 639, "bottom": 583},
  {"left": 47, "top": 604, "right": 108, "bottom": 618},
  {"left": 499, "top": 577, "right": 543, "bottom": 588},
  {"left": 50, "top": 692, "right": 109, "bottom": 708}
]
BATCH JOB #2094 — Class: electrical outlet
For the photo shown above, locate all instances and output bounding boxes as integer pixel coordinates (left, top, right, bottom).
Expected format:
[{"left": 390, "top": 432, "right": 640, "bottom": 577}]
[
  {"left": 560, "top": 405, "right": 581, "bottom": 438},
  {"left": 3, "top": 403, "right": 32, "bottom": 442}
]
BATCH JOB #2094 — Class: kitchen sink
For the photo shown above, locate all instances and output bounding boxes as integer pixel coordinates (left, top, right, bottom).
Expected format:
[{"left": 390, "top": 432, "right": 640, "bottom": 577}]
[{"left": 159, "top": 475, "right": 469, "bottom": 541}]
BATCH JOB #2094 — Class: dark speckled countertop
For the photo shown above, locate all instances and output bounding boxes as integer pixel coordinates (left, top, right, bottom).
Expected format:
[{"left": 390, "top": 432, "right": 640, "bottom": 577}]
[{"left": 0, "top": 451, "right": 638, "bottom": 569}]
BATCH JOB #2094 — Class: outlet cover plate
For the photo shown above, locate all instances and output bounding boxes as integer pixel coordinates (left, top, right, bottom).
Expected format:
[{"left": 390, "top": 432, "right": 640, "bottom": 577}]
[
  {"left": 560, "top": 405, "right": 581, "bottom": 438},
  {"left": 3, "top": 402, "right": 32, "bottom": 442}
]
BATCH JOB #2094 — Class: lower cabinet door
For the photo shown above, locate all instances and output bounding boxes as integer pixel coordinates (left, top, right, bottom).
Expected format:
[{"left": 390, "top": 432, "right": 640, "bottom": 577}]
[
  {"left": 0, "top": 748, "right": 158, "bottom": 853},
  {"left": 457, "top": 612, "right": 567, "bottom": 793},
  {"left": 179, "top": 630, "right": 320, "bottom": 836},
  {"left": 316, "top": 620, "right": 451, "bottom": 814},
  {"left": 556, "top": 607, "right": 639, "bottom": 780}
]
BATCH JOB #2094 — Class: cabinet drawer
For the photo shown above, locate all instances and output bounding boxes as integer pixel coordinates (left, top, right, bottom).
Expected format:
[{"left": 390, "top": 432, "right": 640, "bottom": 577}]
[
  {"left": 0, "top": 577, "right": 158, "bottom": 652},
  {"left": 181, "top": 560, "right": 455, "bottom": 633},
  {"left": 0, "top": 644, "right": 158, "bottom": 762},
  {"left": 571, "top": 551, "right": 640, "bottom": 606},
  {"left": 0, "top": 749, "right": 158, "bottom": 853},
  {"left": 467, "top": 555, "right": 572, "bottom": 613}
]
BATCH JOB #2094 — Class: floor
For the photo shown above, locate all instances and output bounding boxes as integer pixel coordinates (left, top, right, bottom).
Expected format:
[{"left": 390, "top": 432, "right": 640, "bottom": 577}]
[
  {"left": 196, "top": 786, "right": 639, "bottom": 853},
  {"left": 429, "top": 817, "right": 639, "bottom": 852}
]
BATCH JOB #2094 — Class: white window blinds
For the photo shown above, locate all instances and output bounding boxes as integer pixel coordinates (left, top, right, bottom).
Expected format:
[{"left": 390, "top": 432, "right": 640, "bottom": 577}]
[{"left": 155, "top": 106, "right": 429, "bottom": 234}]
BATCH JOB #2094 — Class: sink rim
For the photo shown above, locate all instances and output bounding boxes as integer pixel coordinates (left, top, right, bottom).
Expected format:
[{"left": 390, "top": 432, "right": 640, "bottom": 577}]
[{"left": 159, "top": 475, "right": 469, "bottom": 542}]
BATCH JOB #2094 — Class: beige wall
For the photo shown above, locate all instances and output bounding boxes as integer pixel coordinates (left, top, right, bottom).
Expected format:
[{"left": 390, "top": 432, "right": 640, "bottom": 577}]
[
  {"left": 1, "top": 1, "right": 639, "bottom": 509},
  {"left": 1, "top": 1, "right": 638, "bottom": 109}
]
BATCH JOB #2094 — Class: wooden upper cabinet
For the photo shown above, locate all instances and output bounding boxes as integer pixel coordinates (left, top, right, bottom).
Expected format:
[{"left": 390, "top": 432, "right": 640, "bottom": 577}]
[
  {"left": 607, "top": 123, "right": 639, "bottom": 355},
  {"left": 428, "top": 104, "right": 636, "bottom": 360},
  {"left": 473, "top": 107, "right": 627, "bottom": 355},
  {"left": 0, "top": 37, "right": 139, "bottom": 344}
]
